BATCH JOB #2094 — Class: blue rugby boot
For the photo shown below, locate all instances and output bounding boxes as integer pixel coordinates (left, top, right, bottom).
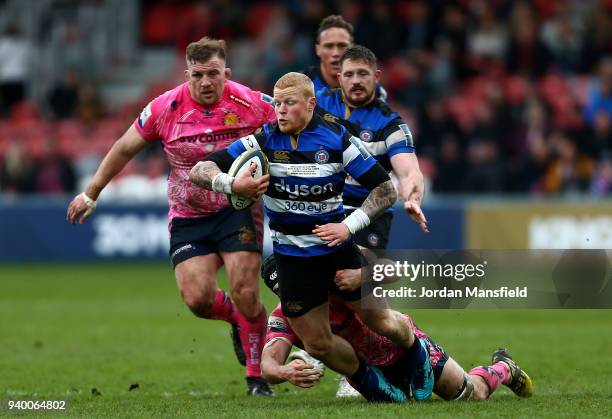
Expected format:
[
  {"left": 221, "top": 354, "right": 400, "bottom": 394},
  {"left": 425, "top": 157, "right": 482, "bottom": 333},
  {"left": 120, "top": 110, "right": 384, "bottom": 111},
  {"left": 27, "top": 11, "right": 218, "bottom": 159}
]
[{"left": 353, "top": 365, "right": 407, "bottom": 403}]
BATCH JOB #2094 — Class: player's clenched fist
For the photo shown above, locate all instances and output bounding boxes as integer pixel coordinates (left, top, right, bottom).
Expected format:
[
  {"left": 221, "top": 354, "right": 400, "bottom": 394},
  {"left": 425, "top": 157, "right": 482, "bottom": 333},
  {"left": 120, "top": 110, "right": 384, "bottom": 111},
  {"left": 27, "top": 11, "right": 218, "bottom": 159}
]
[
  {"left": 66, "top": 192, "right": 97, "bottom": 225},
  {"left": 232, "top": 162, "right": 269, "bottom": 200}
]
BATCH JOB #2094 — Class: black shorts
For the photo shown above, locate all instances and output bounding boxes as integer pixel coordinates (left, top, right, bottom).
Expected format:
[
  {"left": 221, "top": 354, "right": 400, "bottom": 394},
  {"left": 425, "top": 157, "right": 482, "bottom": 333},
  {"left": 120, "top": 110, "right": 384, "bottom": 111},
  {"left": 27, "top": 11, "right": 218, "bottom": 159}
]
[
  {"left": 169, "top": 204, "right": 263, "bottom": 268},
  {"left": 275, "top": 243, "right": 366, "bottom": 318},
  {"left": 346, "top": 209, "right": 393, "bottom": 252}
]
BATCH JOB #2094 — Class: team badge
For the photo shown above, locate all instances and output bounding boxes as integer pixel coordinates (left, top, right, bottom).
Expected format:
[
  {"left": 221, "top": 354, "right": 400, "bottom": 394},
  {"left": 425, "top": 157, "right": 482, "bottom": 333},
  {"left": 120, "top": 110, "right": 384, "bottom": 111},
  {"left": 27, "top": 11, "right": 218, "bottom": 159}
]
[
  {"left": 368, "top": 233, "right": 379, "bottom": 247},
  {"left": 315, "top": 149, "right": 329, "bottom": 164},
  {"left": 360, "top": 130, "right": 373, "bottom": 142},
  {"left": 224, "top": 111, "right": 240, "bottom": 126},
  {"left": 238, "top": 226, "right": 255, "bottom": 244}
]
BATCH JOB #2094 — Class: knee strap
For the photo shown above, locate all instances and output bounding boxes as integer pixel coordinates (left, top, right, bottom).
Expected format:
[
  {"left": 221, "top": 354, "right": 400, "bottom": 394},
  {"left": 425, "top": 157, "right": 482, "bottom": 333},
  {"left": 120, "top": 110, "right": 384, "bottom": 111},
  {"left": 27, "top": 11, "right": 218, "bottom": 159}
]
[{"left": 452, "top": 373, "right": 474, "bottom": 400}]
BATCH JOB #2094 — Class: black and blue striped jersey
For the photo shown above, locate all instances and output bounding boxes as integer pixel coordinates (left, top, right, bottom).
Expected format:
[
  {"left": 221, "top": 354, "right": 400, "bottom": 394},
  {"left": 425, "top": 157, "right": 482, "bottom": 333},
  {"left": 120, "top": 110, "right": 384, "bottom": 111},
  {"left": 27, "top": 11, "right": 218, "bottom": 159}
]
[
  {"left": 315, "top": 87, "right": 414, "bottom": 209},
  {"left": 209, "top": 114, "right": 389, "bottom": 257}
]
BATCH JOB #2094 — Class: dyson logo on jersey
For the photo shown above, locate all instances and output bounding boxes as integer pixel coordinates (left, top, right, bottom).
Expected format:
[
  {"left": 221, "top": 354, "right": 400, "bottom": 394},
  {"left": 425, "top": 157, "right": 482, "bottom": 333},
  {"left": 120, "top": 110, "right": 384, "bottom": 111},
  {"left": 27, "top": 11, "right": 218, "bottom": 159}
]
[{"left": 274, "top": 178, "right": 334, "bottom": 198}]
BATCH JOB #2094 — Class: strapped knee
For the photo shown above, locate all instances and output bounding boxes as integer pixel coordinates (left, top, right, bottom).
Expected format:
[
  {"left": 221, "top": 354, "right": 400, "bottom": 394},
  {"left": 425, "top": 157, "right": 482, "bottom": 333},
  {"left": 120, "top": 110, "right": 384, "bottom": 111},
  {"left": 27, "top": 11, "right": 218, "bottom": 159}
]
[{"left": 451, "top": 373, "right": 475, "bottom": 400}]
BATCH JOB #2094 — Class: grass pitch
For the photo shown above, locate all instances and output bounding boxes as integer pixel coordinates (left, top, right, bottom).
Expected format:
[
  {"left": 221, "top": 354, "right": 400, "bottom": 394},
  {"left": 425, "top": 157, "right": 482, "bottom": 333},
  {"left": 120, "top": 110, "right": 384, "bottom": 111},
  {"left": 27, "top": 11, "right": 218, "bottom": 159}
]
[{"left": 1, "top": 263, "right": 610, "bottom": 418}]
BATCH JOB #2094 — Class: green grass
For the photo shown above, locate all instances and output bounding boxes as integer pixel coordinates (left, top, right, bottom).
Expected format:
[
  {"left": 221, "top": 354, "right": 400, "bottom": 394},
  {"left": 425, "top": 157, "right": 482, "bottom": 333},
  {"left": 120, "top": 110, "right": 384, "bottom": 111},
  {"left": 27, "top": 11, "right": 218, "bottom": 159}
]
[{"left": 1, "top": 263, "right": 611, "bottom": 418}]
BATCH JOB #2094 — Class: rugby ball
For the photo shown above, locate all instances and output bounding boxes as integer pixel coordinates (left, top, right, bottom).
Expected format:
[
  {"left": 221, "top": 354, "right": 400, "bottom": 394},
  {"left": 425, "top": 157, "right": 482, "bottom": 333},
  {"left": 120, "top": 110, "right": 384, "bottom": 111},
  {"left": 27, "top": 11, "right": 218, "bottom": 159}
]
[{"left": 226, "top": 149, "right": 269, "bottom": 210}]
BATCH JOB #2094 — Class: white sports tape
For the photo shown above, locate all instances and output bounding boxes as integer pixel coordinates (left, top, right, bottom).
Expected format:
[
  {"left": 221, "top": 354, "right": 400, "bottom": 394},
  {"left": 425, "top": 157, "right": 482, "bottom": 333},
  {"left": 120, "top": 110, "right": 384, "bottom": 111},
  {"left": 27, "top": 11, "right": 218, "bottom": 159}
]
[
  {"left": 81, "top": 192, "right": 96, "bottom": 217},
  {"left": 212, "top": 172, "right": 235, "bottom": 194},
  {"left": 342, "top": 208, "right": 370, "bottom": 234}
]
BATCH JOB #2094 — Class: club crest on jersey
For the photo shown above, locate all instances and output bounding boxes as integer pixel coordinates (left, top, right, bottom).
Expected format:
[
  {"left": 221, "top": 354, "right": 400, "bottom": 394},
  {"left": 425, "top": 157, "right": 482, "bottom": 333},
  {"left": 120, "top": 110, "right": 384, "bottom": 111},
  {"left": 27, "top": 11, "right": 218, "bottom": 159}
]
[
  {"left": 223, "top": 111, "right": 240, "bottom": 126},
  {"left": 315, "top": 149, "right": 330, "bottom": 164},
  {"left": 360, "top": 130, "right": 374, "bottom": 142}
]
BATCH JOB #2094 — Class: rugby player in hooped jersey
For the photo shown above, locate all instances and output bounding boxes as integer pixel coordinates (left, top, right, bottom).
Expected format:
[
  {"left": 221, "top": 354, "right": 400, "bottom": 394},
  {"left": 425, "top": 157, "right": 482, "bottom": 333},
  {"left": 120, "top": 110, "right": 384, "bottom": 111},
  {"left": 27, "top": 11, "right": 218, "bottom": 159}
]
[
  {"left": 301, "top": 44, "right": 428, "bottom": 397},
  {"left": 66, "top": 37, "right": 276, "bottom": 396},
  {"left": 189, "top": 72, "right": 434, "bottom": 402}
]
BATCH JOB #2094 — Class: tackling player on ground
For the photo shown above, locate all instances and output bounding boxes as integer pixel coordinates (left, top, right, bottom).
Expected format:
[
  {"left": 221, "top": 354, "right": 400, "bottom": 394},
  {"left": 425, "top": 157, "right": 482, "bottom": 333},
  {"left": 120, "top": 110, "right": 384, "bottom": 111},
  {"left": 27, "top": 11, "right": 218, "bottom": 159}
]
[
  {"left": 66, "top": 37, "right": 275, "bottom": 396},
  {"left": 190, "top": 72, "right": 434, "bottom": 402},
  {"left": 260, "top": 256, "right": 534, "bottom": 402}
]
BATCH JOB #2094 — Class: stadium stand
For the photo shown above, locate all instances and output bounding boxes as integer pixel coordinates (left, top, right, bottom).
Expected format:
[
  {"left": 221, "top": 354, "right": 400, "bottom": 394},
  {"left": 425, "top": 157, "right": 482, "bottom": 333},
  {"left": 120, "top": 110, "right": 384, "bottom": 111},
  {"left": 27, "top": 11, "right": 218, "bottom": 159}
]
[{"left": 0, "top": 0, "right": 610, "bottom": 198}]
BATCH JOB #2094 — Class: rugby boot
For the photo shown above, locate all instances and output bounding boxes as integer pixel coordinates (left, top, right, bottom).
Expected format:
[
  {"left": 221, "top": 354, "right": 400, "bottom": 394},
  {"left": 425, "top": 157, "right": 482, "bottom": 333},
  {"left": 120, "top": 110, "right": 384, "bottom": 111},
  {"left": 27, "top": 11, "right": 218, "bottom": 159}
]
[
  {"left": 336, "top": 376, "right": 360, "bottom": 398},
  {"left": 353, "top": 365, "right": 407, "bottom": 403},
  {"left": 410, "top": 339, "right": 435, "bottom": 401},
  {"left": 492, "top": 348, "right": 534, "bottom": 398},
  {"left": 246, "top": 376, "right": 275, "bottom": 397}
]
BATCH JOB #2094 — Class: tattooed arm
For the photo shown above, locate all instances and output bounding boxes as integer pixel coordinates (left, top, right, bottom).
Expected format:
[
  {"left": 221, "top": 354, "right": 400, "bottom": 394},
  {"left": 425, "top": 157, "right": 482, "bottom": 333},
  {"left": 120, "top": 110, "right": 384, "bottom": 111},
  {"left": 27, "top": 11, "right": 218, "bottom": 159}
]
[
  {"left": 313, "top": 162, "right": 394, "bottom": 247},
  {"left": 189, "top": 161, "right": 222, "bottom": 190},
  {"left": 360, "top": 179, "right": 397, "bottom": 219}
]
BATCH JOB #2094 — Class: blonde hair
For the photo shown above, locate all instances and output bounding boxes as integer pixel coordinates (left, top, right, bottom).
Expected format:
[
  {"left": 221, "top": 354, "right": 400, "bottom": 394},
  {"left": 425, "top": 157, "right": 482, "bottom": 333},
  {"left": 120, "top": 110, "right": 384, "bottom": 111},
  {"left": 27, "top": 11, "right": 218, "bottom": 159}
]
[
  {"left": 185, "top": 37, "right": 226, "bottom": 65},
  {"left": 274, "top": 72, "right": 315, "bottom": 99}
]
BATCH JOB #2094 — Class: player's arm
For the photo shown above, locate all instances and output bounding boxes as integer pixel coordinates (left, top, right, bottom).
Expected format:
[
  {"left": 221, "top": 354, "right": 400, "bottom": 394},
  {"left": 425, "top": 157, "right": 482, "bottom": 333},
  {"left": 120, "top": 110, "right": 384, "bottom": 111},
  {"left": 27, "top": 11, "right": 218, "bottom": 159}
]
[
  {"left": 385, "top": 121, "right": 428, "bottom": 232},
  {"left": 335, "top": 251, "right": 404, "bottom": 292},
  {"left": 261, "top": 339, "right": 322, "bottom": 388},
  {"left": 66, "top": 125, "right": 149, "bottom": 224},
  {"left": 390, "top": 153, "right": 428, "bottom": 233},
  {"left": 189, "top": 133, "right": 269, "bottom": 199},
  {"left": 314, "top": 134, "right": 396, "bottom": 246}
]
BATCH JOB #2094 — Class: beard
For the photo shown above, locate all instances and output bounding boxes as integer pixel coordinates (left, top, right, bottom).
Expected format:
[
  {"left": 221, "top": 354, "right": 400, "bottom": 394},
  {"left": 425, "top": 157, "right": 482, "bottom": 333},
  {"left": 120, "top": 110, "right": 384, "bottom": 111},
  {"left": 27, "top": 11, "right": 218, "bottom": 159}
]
[{"left": 345, "top": 87, "right": 375, "bottom": 107}]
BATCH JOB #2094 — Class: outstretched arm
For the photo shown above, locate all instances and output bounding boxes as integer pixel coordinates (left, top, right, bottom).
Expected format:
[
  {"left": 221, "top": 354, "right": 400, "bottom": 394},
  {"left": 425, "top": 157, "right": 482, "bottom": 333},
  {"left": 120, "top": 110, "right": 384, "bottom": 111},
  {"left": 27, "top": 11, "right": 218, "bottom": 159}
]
[
  {"left": 390, "top": 153, "right": 428, "bottom": 233},
  {"left": 261, "top": 339, "right": 322, "bottom": 388},
  {"left": 66, "top": 125, "right": 149, "bottom": 224}
]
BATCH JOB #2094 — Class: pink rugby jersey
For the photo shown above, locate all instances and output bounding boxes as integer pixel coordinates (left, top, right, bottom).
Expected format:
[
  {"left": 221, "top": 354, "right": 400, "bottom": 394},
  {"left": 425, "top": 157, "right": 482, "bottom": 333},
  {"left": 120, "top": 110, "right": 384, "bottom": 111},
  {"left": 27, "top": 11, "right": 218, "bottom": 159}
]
[
  {"left": 134, "top": 80, "right": 275, "bottom": 222},
  {"left": 265, "top": 296, "right": 406, "bottom": 368}
]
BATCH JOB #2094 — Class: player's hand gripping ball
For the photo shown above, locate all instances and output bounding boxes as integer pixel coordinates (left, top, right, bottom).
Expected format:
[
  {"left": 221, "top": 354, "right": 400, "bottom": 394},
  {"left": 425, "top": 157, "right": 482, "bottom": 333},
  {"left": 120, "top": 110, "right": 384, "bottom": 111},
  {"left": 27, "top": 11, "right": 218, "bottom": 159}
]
[{"left": 227, "top": 149, "right": 269, "bottom": 210}]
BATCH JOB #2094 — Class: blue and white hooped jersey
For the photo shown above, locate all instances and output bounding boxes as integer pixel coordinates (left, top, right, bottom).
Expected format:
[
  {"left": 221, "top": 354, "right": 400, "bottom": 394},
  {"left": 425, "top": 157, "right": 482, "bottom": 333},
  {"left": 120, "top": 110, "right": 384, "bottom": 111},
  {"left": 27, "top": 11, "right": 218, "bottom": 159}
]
[
  {"left": 226, "top": 114, "right": 378, "bottom": 257},
  {"left": 315, "top": 87, "right": 414, "bottom": 209}
]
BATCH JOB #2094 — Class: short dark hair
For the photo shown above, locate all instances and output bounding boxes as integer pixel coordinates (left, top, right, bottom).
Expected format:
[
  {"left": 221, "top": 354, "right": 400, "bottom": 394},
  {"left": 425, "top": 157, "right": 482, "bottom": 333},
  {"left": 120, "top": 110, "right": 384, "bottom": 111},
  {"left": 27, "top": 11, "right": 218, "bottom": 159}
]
[
  {"left": 340, "top": 45, "right": 378, "bottom": 69},
  {"left": 185, "top": 37, "right": 226, "bottom": 65},
  {"left": 316, "top": 15, "right": 353, "bottom": 43}
]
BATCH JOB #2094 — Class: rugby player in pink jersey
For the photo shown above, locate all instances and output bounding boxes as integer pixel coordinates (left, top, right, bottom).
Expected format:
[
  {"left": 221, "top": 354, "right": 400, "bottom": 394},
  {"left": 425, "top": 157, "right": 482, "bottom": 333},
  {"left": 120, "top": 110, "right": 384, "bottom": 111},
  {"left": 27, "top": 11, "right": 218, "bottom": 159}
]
[
  {"left": 259, "top": 256, "right": 534, "bottom": 401},
  {"left": 66, "top": 37, "right": 276, "bottom": 396}
]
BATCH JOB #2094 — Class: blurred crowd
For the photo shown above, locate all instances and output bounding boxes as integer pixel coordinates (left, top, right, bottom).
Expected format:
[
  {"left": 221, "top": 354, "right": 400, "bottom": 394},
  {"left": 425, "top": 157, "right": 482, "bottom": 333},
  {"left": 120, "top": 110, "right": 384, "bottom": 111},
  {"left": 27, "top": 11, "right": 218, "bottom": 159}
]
[{"left": 1, "top": 0, "right": 611, "bottom": 197}]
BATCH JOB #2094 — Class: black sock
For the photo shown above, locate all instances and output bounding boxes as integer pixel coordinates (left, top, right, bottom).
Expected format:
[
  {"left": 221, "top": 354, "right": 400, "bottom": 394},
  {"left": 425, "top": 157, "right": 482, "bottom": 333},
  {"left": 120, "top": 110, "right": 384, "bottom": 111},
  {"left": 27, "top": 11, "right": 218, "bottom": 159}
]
[{"left": 404, "top": 338, "right": 426, "bottom": 368}]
